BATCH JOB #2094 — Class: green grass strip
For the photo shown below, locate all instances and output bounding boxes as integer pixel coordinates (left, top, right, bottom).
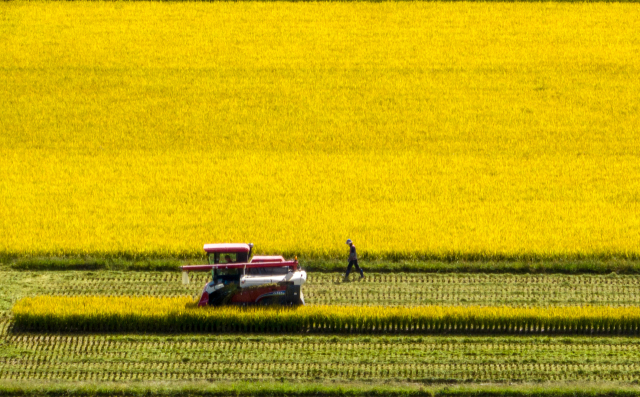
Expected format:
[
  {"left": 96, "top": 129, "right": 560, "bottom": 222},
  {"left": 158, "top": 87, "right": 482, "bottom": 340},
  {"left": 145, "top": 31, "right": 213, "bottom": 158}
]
[
  {"left": 3, "top": 382, "right": 640, "bottom": 397},
  {"left": 6, "top": 256, "right": 640, "bottom": 274}
]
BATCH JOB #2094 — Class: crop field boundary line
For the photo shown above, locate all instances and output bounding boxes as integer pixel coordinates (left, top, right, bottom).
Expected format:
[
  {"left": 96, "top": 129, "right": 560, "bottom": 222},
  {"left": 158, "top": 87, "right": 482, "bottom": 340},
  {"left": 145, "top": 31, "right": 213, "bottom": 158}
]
[
  {"left": 3, "top": 0, "right": 639, "bottom": 3},
  {"left": 3, "top": 381, "right": 640, "bottom": 397},
  {"left": 6, "top": 257, "right": 640, "bottom": 275},
  {"left": 4, "top": 251, "right": 640, "bottom": 262},
  {"left": 9, "top": 312, "right": 640, "bottom": 337}
]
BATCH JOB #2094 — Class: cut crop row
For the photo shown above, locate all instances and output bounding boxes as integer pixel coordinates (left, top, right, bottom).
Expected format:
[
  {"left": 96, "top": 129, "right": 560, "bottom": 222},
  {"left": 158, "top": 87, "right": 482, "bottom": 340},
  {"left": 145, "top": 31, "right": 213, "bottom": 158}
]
[
  {"left": 2, "top": 321, "right": 640, "bottom": 383},
  {"left": 5, "top": 270, "right": 640, "bottom": 314}
]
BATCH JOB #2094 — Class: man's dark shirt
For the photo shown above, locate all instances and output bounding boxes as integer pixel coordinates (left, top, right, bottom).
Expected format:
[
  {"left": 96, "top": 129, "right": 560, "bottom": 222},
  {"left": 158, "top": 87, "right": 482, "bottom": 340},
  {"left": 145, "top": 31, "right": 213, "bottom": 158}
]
[{"left": 349, "top": 245, "right": 357, "bottom": 261}]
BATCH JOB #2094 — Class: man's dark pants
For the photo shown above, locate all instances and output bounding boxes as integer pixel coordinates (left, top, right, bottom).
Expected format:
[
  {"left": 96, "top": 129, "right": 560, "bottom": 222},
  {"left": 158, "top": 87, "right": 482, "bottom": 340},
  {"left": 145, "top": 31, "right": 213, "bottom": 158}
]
[{"left": 345, "top": 260, "right": 364, "bottom": 277}]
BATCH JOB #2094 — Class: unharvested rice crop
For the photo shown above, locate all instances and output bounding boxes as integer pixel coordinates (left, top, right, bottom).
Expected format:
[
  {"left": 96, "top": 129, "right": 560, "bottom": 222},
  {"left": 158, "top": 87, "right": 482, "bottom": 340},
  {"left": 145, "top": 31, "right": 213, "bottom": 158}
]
[
  {"left": 1, "top": 2, "right": 640, "bottom": 260},
  {"left": 13, "top": 296, "right": 640, "bottom": 334}
]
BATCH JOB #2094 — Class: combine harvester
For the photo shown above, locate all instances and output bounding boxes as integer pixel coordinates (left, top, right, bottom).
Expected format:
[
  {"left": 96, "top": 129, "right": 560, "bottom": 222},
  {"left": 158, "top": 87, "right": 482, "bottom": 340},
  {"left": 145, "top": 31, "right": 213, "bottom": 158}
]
[{"left": 181, "top": 243, "right": 306, "bottom": 306}]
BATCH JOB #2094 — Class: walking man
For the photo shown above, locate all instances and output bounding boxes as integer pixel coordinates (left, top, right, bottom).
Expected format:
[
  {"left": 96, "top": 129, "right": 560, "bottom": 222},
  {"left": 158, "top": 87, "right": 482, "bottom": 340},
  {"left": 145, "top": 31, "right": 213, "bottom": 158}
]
[{"left": 344, "top": 239, "right": 364, "bottom": 281}]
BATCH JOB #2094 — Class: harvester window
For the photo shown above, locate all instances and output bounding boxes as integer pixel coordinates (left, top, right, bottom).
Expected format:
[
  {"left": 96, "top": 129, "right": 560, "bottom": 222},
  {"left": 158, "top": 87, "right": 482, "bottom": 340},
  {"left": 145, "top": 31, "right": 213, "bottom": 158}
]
[
  {"left": 218, "top": 268, "right": 239, "bottom": 276},
  {"left": 214, "top": 268, "right": 241, "bottom": 286},
  {"left": 208, "top": 253, "right": 238, "bottom": 264}
]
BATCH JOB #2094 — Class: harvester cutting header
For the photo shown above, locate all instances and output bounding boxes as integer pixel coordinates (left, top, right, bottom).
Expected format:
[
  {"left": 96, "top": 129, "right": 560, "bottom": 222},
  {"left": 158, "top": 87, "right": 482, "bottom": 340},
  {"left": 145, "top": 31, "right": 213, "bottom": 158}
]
[{"left": 181, "top": 243, "right": 306, "bottom": 306}]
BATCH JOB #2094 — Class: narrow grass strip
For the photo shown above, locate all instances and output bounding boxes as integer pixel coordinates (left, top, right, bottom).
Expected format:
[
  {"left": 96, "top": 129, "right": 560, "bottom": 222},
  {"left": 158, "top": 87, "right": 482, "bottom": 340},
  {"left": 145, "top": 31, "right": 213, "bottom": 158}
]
[
  {"left": 3, "top": 381, "right": 640, "bottom": 397},
  {"left": 13, "top": 296, "right": 640, "bottom": 335},
  {"left": 7, "top": 257, "right": 640, "bottom": 274}
]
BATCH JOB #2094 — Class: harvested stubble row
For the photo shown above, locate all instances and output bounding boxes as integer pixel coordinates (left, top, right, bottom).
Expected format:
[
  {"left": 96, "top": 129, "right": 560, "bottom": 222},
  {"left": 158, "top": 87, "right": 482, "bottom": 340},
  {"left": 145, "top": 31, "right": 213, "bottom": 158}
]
[
  {"left": 12, "top": 296, "right": 640, "bottom": 335},
  {"left": 2, "top": 320, "right": 640, "bottom": 383},
  {"left": 6, "top": 271, "right": 640, "bottom": 314}
]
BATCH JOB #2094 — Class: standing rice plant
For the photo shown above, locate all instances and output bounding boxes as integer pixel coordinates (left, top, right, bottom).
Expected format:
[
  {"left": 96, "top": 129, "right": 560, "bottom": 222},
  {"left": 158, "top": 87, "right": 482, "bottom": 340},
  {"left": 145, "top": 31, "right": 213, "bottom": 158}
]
[{"left": 13, "top": 296, "right": 640, "bottom": 335}]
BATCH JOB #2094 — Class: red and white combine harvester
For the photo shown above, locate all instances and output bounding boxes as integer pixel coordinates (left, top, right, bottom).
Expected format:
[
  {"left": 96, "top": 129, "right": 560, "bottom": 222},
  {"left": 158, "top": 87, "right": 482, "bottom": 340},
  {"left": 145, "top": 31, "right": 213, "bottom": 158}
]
[{"left": 181, "top": 243, "right": 306, "bottom": 306}]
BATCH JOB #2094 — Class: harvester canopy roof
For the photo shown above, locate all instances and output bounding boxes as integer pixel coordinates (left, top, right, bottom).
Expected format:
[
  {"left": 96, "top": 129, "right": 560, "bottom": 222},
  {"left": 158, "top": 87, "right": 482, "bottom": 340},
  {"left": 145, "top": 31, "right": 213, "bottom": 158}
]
[
  {"left": 203, "top": 243, "right": 251, "bottom": 253},
  {"left": 251, "top": 255, "right": 285, "bottom": 263}
]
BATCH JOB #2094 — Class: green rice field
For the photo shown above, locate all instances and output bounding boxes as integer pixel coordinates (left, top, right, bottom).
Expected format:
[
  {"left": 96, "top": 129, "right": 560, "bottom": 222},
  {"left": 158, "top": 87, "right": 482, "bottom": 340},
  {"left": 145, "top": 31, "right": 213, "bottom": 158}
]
[{"left": 1, "top": 322, "right": 639, "bottom": 384}]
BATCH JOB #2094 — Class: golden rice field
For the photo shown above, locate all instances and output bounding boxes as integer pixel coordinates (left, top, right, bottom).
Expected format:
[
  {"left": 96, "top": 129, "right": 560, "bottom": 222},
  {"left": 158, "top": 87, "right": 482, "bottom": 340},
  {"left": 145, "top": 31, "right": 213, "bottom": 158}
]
[
  {"left": 13, "top": 296, "right": 640, "bottom": 334},
  {"left": 1, "top": 2, "right": 640, "bottom": 260}
]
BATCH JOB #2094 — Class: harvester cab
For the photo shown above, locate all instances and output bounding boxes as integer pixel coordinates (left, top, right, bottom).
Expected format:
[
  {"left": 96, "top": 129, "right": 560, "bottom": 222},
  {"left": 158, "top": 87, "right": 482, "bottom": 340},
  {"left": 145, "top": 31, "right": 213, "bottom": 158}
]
[
  {"left": 180, "top": 243, "right": 306, "bottom": 306},
  {"left": 207, "top": 243, "right": 253, "bottom": 265}
]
